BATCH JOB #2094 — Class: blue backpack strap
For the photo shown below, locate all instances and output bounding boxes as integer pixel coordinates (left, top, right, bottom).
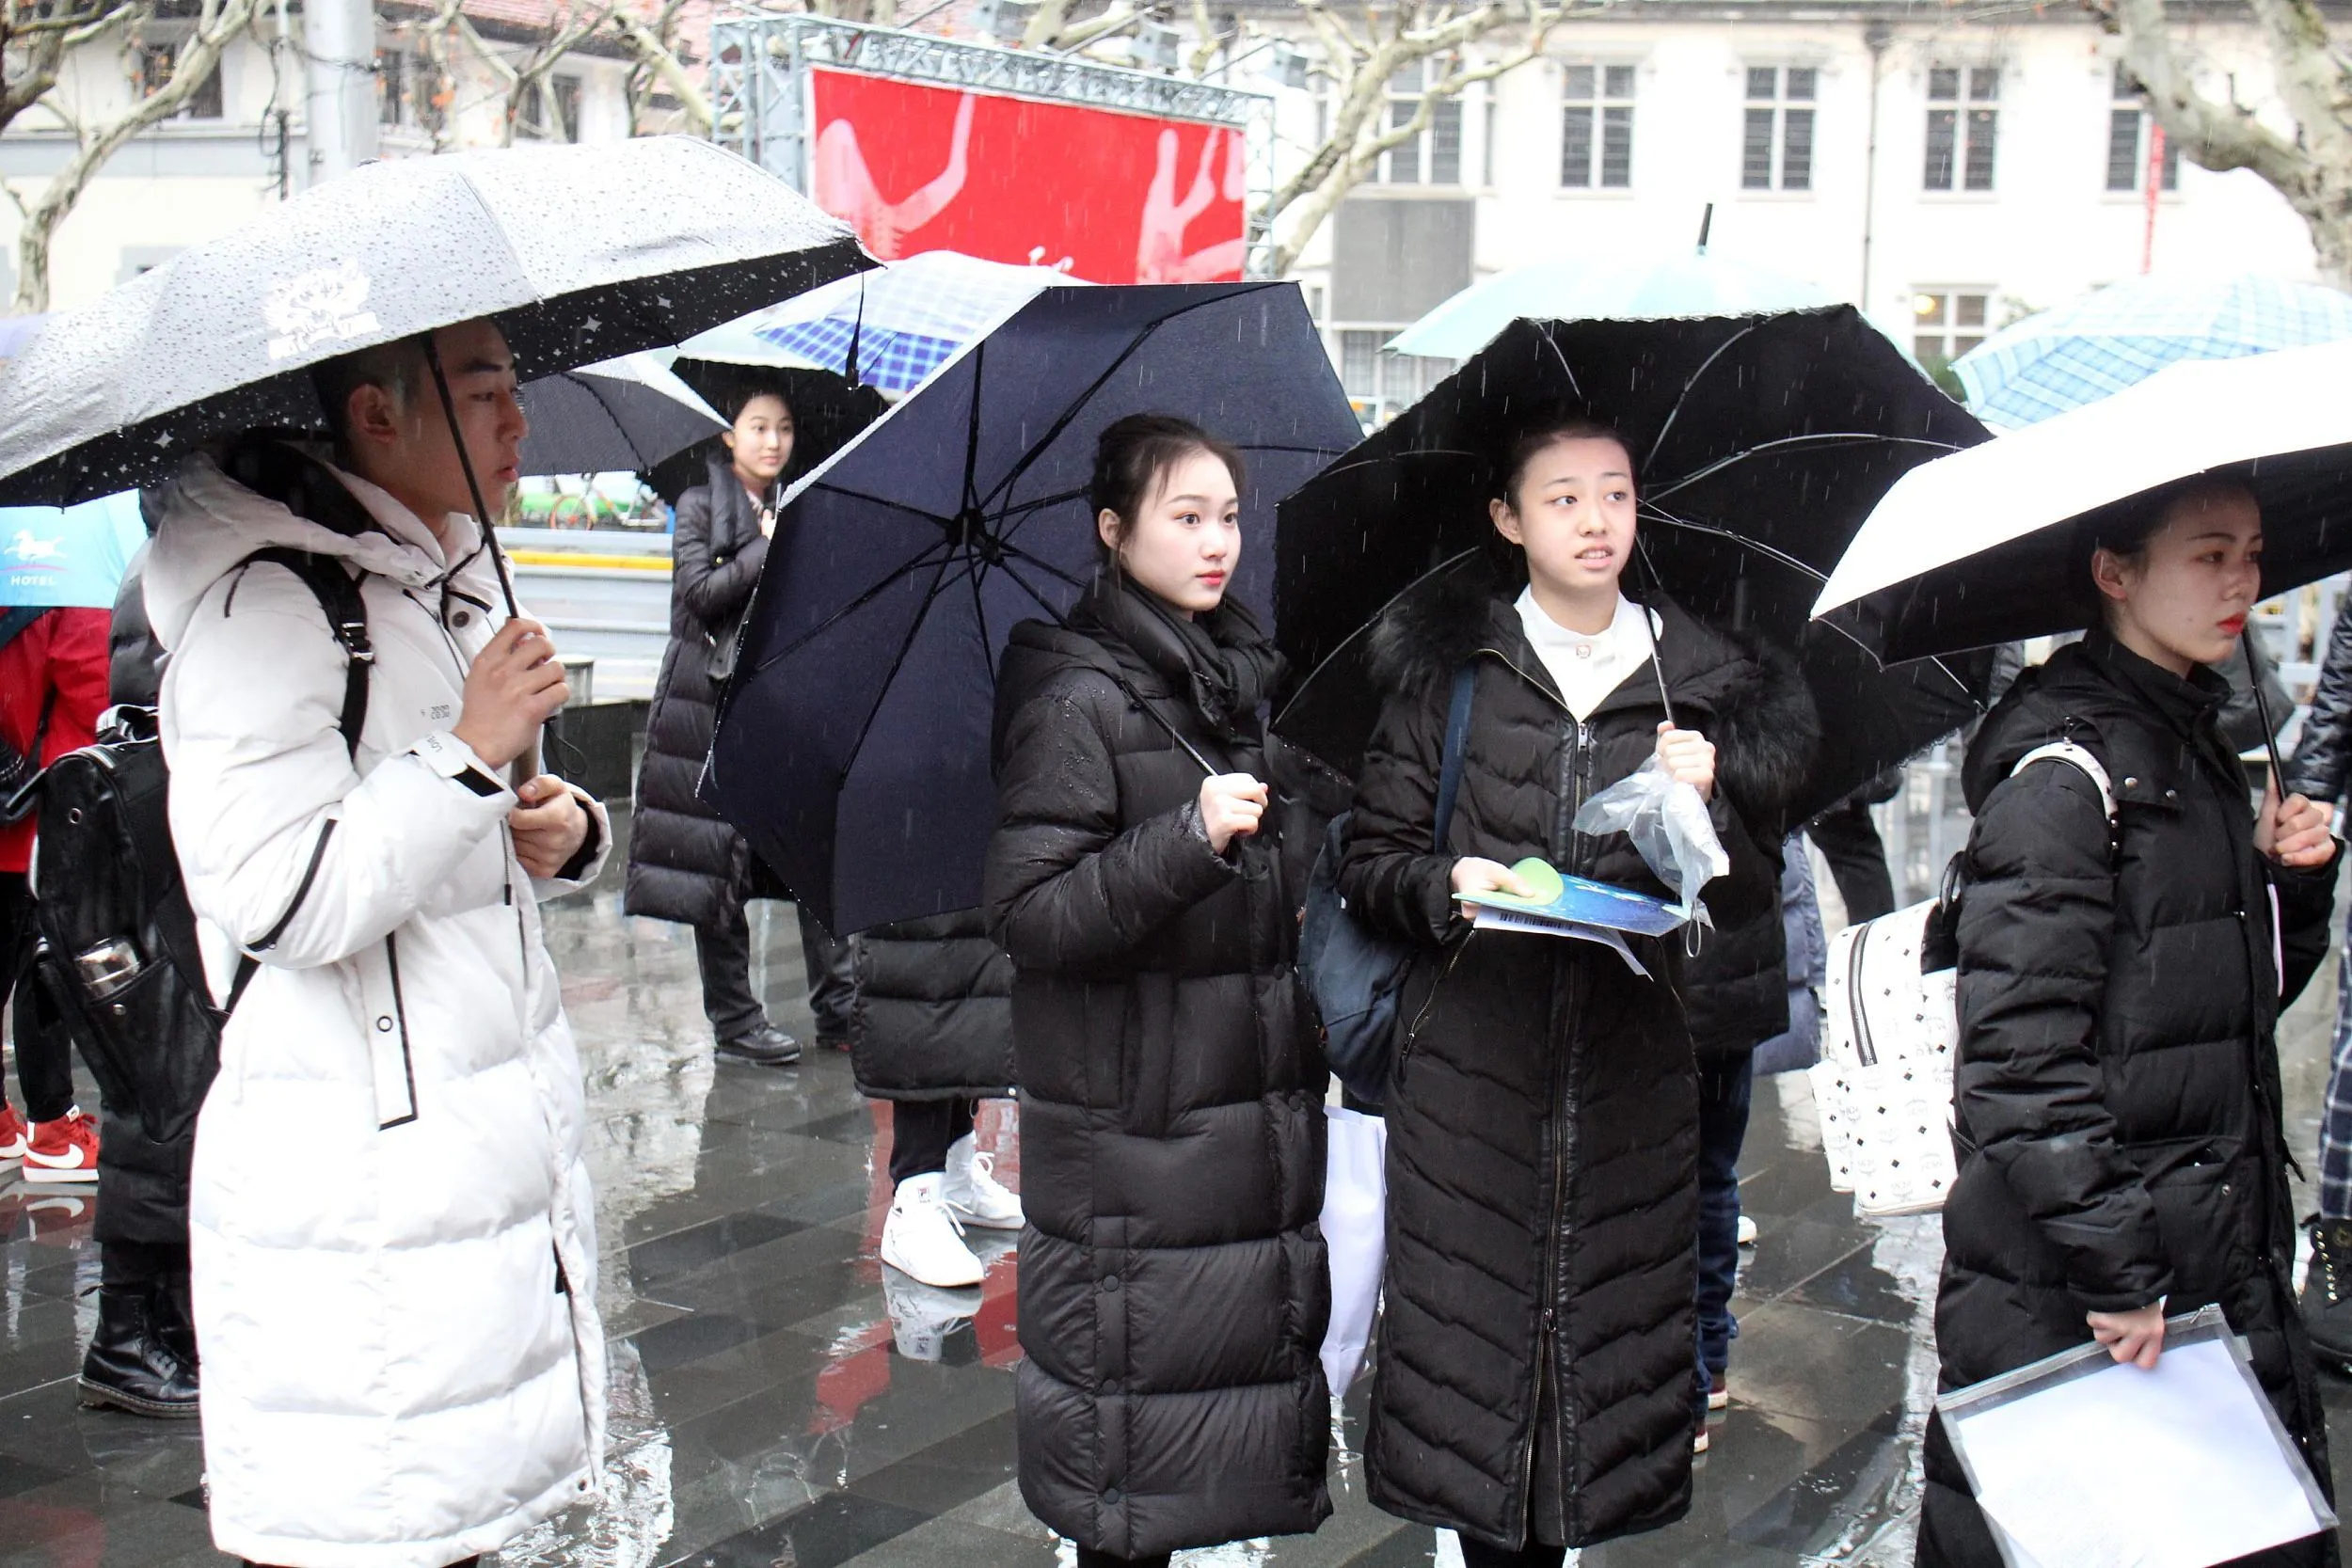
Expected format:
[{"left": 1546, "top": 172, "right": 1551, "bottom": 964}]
[{"left": 1432, "top": 661, "right": 1475, "bottom": 847}]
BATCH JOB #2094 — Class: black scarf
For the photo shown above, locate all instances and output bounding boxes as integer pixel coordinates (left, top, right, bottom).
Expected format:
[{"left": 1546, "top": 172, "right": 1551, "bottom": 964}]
[{"left": 1074, "top": 573, "right": 1285, "bottom": 746}]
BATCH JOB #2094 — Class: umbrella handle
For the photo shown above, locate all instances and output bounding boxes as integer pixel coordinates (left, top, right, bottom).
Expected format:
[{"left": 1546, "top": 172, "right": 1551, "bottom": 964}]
[
  {"left": 2245, "top": 626, "right": 2290, "bottom": 791},
  {"left": 423, "top": 331, "right": 540, "bottom": 784}
]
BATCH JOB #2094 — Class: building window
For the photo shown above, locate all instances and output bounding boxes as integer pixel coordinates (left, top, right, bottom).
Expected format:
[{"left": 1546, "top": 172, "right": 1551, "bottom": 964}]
[
  {"left": 1913, "top": 289, "right": 1991, "bottom": 364},
  {"left": 1740, "top": 65, "right": 1815, "bottom": 191},
  {"left": 1374, "top": 61, "right": 1465, "bottom": 186},
  {"left": 378, "top": 50, "right": 406, "bottom": 127},
  {"left": 1336, "top": 328, "right": 1456, "bottom": 422},
  {"left": 1924, "top": 65, "right": 1998, "bottom": 191},
  {"left": 2106, "top": 65, "right": 2182, "bottom": 193},
  {"left": 1562, "top": 63, "right": 1634, "bottom": 189},
  {"left": 135, "top": 40, "right": 224, "bottom": 120},
  {"left": 550, "top": 74, "right": 581, "bottom": 142}
]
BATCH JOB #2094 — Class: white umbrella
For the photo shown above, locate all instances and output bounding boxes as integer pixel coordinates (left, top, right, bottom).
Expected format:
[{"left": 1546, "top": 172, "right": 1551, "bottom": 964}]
[{"left": 1813, "top": 337, "right": 2352, "bottom": 664}]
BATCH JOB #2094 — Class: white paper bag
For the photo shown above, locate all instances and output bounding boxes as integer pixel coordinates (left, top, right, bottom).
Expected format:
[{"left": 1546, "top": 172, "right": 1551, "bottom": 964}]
[{"left": 1320, "top": 1104, "right": 1389, "bottom": 1396}]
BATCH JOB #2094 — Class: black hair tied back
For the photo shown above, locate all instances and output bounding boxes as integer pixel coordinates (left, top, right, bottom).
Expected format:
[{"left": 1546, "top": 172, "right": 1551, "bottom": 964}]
[{"left": 1089, "top": 413, "right": 1247, "bottom": 554}]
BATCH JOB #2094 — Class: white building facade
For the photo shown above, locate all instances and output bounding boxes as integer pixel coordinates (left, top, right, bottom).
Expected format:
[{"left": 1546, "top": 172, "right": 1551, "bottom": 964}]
[
  {"left": 1273, "top": 2, "right": 2319, "bottom": 421},
  {"left": 0, "top": 1, "right": 635, "bottom": 311}
]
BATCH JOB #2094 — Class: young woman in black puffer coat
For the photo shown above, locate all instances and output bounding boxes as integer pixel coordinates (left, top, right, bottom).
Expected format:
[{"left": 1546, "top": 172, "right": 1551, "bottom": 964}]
[
  {"left": 1920, "top": 479, "right": 2340, "bottom": 1567},
  {"left": 985, "top": 415, "right": 1329, "bottom": 1568},
  {"left": 1337, "top": 417, "right": 1814, "bottom": 1566}
]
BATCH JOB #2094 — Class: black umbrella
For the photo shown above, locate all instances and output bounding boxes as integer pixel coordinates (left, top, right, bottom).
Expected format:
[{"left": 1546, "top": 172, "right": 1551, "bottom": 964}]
[
  {"left": 703, "top": 281, "right": 1363, "bottom": 935},
  {"left": 1275, "top": 308, "right": 1995, "bottom": 824},
  {"left": 0, "top": 137, "right": 868, "bottom": 510},
  {"left": 515, "top": 355, "right": 725, "bottom": 477},
  {"left": 642, "top": 360, "right": 888, "bottom": 505}
]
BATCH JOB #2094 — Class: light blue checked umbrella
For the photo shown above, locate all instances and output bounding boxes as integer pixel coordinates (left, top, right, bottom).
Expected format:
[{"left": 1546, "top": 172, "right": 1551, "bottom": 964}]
[
  {"left": 1386, "top": 250, "right": 1836, "bottom": 360},
  {"left": 678, "top": 250, "right": 1087, "bottom": 396},
  {"left": 1953, "top": 273, "right": 2352, "bottom": 428}
]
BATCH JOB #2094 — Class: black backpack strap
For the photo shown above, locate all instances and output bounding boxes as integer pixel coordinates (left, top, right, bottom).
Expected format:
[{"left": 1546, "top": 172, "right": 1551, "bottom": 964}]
[
  {"left": 234, "top": 547, "right": 373, "bottom": 761},
  {"left": 1432, "top": 661, "right": 1476, "bottom": 848},
  {"left": 220, "top": 547, "right": 373, "bottom": 1017}
]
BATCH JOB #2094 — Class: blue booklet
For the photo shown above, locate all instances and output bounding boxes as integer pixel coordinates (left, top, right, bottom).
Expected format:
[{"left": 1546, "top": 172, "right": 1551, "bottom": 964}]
[{"left": 1452, "top": 859, "right": 1688, "bottom": 977}]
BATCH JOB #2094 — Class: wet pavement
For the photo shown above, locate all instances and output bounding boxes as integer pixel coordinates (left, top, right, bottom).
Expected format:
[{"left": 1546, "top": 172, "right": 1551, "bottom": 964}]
[{"left": 1, "top": 810, "right": 2349, "bottom": 1567}]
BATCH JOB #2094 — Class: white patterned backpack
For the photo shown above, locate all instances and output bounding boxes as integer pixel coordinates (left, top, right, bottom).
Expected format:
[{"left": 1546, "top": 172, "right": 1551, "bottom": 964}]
[{"left": 1810, "top": 741, "right": 2118, "bottom": 1218}]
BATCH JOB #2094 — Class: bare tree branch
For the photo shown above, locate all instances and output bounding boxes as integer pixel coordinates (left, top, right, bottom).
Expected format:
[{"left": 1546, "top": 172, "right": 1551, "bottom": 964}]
[
  {"left": 1260, "top": 0, "right": 1573, "bottom": 273},
  {"left": 12, "top": 0, "right": 253, "bottom": 309},
  {"left": 2, "top": 0, "right": 137, "bottom": 135},
  {"left": 2099, "top": 0, "right": 2352, "bottom": 281},
  {"left": 613, "top": 0, "right": 711, "bottom": 135}
]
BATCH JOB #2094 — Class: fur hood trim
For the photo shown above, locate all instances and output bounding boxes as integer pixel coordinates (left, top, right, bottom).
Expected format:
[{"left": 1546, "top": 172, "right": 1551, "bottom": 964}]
[{"left": 1364, "top": 556, "right": 1820, "bottom": 821}]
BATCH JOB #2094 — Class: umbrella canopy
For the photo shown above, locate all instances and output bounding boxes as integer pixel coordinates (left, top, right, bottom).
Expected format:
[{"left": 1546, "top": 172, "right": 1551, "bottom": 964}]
[
  {"left": 1818, "top": 337, "right": 2352, "bottom": 664},
  {"left": 516, "top": 353, "right": 724, "bottom": 476},
  {"left": 0, "top": 490, "right": 145, "bottom": 608},
  {"left": 1953, "top": 273, "right": 2352, "bottom": 430},
  {"left": 703, "top": 280, "right": 1362, "bottom": 934},
  {"left": 1277, "top": 308, "right": 1994, "bottom": 824},
  {"left": 0, "top": 136, "right": 868, "bottom": 506},
  {"left": 0, "top": 314, "right": 44, "bottom": 364},
  {"left": 677, "top": 250, "right": 1086, "bottom": 396},
  {"left": 643, "top": 362, "right": 888, "bottom": 505},
  {"left": 1385, "top": 252, "right": 1836, "bottom": 361}
]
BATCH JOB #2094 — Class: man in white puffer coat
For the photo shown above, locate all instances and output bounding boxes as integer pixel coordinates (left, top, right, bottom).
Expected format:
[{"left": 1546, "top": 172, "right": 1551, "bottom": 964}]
[{"left": 145, "top": 320, "right": 608, "bottom": 1568}]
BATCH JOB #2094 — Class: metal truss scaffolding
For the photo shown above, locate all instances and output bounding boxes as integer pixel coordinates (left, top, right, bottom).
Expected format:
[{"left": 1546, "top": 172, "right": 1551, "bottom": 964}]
[{"left": 708, "top": 8, "right": 1276, "bottom": 266}]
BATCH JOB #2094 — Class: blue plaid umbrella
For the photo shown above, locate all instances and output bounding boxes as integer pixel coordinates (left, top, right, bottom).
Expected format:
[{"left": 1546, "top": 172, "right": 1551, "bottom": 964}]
[
  {"left": 679, "top": 250, "right": 1087, "bottom": 397},
  {"left": 1954, "top": 273, "right": 2352, "bottom": 428}
]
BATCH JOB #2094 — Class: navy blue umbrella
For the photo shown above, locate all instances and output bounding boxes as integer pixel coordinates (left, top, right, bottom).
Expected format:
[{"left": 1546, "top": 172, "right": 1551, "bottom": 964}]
[{"left": 704, "top": 281, "right": 1362, "bottom": 935}]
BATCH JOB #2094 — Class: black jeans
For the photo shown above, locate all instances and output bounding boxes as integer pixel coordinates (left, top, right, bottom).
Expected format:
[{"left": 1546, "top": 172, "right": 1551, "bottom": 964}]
[
  {"left": 1806, "top": 797, "right": 1897, "bottom": 925},
  {"left": 1696, "top": 1054, "right": 1755, "bottom": 1380},
  {"left": 889, "top": 1098, "right": 977, "bottom": 1184},
  {"left": 1459, "top": 1542, "right": 1568, "bottom": 1568},
  {"left": 692, "top": 903, "right": 768, "bottom": 1042},
  {"left": 0, "top": 870, "right": 72, "bottom": 1123}
]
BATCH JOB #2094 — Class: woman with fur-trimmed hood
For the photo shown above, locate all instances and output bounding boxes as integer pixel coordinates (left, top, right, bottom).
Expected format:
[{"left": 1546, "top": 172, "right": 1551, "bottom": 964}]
[{"left": 1336, "top": 418, "right": 1818, "bottom": 1565}]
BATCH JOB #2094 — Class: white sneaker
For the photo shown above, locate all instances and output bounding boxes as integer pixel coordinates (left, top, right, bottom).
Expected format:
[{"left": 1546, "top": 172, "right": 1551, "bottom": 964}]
[
  {"left": 1736, "top": 1214, "right": 1758, "bottom": 1247},
  {"left": 943, "top": 1133, "right": 1023, "bottom": 1230},
  {"left": 880, "top": 1173, "right": 984, "bottom": 1289}
]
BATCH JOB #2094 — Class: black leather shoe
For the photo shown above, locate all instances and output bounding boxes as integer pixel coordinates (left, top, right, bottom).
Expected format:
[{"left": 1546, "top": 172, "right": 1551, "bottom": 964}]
[
  {"left": 716, "top": 1023, "right": 803, "bottom": 1068},
  {"left": 79, "top": 1286, "right": 199, "bottom": 1418},
  {"left": 2302, "top": 1216, "right": 2352, "bottom": 1372}
]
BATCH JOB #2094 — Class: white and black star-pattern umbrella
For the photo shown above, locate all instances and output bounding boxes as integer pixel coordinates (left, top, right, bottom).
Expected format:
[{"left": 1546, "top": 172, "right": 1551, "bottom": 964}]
[{"left": 0, "top": 137, "right": 869, "bottom": 512}]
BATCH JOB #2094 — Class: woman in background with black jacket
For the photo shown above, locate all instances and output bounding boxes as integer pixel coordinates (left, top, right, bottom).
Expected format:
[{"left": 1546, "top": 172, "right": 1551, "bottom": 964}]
[
  {"left": 986, "top": 414, "right": 1329, "bottom": 1567},
  {"left": 626, "top": 385, "right": 849, "bottom": 1067},
  {"left": 1338, "top": 417, "right": 1811, "bottom": 1564},
  {"left": 1921, "top": 477, "right": 2338, "bottom": 1567}
]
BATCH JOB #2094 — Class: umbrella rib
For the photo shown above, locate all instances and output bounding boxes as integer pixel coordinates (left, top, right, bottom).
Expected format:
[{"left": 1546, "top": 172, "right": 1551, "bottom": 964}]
[
  {"left": 1642, "top": 320, "right": 1771, "bottom": 470},
  {"left": 1270, "top": 546, "right": 1486, "bottom": 728},
  {"left": 961, "top": 340, "right": 988, "bottom": 516},
  {"left": 804, "top": 482, "right": 960, "bottom": 530},
  {"left": 1639, "top": 504, "right": 1982, "bottom": 705},
  {"left": 1301, "top": 448, "right": 1491, "bottom": 483},
  {"left": 996, "top": 542, "right": 1089, "bottom": 593},
  {"left": 744, "top": 540, "right": 958, "bottom": 675},
  {"left": 975, "top": 286, "right": 1279, "bottom": 514},
  {"left": 1644, "top": 434, "right": 1972, "bottom": 503},
  {"left": 1537, "top": 324, "right": 1586, "bottom": 402},
  {"left": 838, "top": 546, "right": 966, "bottom": 779}
]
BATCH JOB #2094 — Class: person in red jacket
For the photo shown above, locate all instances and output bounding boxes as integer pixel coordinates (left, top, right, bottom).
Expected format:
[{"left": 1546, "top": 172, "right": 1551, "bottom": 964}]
[{"left": 0, "top": 607, "right": 114, "bottom": 1181}]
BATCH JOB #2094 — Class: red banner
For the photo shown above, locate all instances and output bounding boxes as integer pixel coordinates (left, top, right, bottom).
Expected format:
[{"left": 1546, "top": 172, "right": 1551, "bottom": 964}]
[{"left": 805, "top": 67, "right": 1246, "bottom": 285}]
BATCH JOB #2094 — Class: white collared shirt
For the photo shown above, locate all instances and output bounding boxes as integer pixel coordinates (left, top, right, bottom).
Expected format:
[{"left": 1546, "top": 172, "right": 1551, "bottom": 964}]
[{"left": 1515, "top": 587, "right": 1661, "bottom": 721}]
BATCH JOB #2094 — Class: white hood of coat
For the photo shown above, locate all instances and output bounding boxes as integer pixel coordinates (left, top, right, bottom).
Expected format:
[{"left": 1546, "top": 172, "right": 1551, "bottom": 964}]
[{"left": 144, "top": 450, "right": 492, "bottom": 652}]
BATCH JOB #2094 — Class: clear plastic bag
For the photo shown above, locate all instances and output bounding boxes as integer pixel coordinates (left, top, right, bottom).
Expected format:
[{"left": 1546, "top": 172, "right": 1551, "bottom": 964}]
[{"left": 1569, "top": 755, "right": 1729, "bottom": 922}]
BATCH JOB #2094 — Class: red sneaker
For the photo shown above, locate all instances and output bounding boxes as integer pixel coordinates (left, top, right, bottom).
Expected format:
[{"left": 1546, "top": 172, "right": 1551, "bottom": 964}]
[
  {"left": 0, "top": 1105, "right": 26, "bottom": 1164},
  {"left": 24, "top": 1110, "right": 99, "bottom": 1184}
]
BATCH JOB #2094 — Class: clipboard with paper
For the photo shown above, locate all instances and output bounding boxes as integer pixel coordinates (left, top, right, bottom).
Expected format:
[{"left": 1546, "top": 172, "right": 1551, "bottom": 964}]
[{"left": 1938, "top": 1305, "right": 2336, "bottom": 1568}]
